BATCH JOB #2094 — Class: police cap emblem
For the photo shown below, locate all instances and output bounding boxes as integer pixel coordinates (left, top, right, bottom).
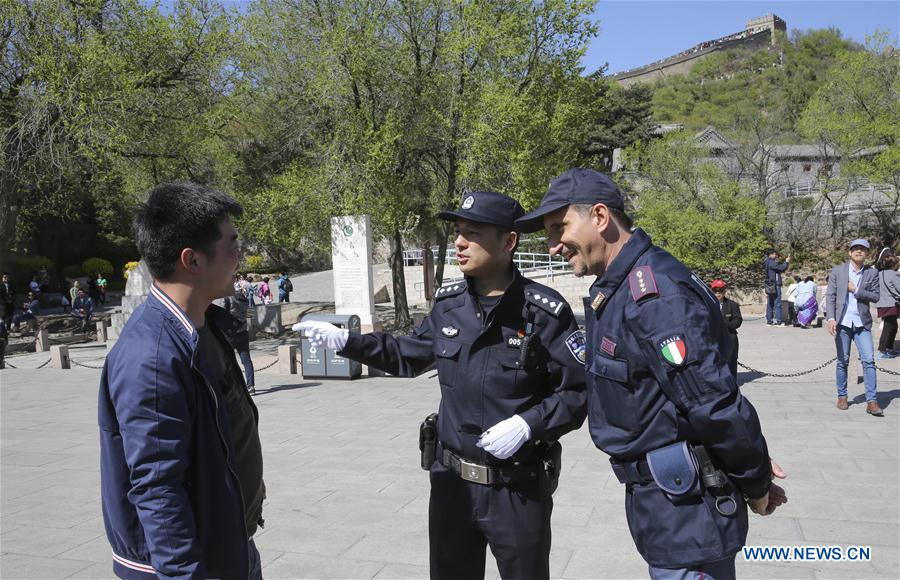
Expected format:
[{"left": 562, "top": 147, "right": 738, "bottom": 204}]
[{"left": 461, "top": 195, "right": 475, "bottom": 209}]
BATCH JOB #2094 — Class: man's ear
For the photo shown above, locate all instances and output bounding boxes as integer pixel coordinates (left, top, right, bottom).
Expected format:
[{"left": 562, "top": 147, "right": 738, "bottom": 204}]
[
  {"left": 592, "top": 203, "right": 612, "bottom": 233},
  {"left": 179, "top": 248, "right": 203, "bottom": 273},
  {"left": 505, "top": 231, "right": 519, "bottom": 254}
]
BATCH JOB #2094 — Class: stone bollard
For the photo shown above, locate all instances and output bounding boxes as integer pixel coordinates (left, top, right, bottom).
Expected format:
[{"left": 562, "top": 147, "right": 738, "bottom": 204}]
[
  {"left": 96, "top": 320, "right": 109, "bottom": 344},
  {"left": 278, "top": 345, "right": 297, "bottom": 375},
  {"left": 35, "top": 329, "right": 50, "bottom": 352},
  {"left": 50, "top": 345, "right": 70, "bottom": 369}
]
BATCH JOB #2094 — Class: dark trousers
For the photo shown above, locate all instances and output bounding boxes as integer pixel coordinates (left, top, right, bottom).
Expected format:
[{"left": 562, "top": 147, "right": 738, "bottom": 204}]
[
  {"left": 765, "top": 286, "right": 782, "bottom": 323},
  {"left": 879, "top": 315, "right": 898, "bottom": 352},
  {"left": 429, "top": 461, "right": 551, "bottom": 580},
  {"left": 724, "top": 334, "right": 739, "bottom": 378},
  {"left": 238, "top": 349, "right": 255, "bottom": 388},
  {"left": 2, "top": 303, "right": 12, "bottom": 326}
]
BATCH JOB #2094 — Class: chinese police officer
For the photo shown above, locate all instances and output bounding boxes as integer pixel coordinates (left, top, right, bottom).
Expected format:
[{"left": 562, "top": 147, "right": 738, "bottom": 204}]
[
  {"left": 516, "top": 169, "right": 787, "bottom": 579},
  {"left": 295, "top": 191, "right": 586, "bottom": 580}
]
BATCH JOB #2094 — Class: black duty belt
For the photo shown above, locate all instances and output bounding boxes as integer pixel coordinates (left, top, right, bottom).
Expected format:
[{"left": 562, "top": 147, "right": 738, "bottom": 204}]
[
  {"left": 439, "top": 444, "right": 539, "bottom": 486},
  {"left": 610, "top": 457, "right": 654, "bottom": 485}
]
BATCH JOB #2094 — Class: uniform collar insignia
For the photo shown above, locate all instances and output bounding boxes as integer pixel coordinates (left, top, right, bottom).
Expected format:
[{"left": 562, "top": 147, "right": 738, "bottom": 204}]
[{"left": 590, "top": 291, "right": 606, "bottom": 311}]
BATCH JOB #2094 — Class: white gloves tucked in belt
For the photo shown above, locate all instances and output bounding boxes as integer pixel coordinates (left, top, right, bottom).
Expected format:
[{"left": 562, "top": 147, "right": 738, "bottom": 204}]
[
  {"left": 292, "top": 321, "right": 349, "bottom": 351},
  {"left": 476, "top": 415, "right": 531, "bottom": 459}
]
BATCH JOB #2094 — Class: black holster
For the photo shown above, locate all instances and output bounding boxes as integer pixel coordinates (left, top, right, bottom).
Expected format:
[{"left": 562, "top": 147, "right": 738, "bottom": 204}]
[
  {"left": 419, "top": 413, "right": 438, "bottom": 470},
  {"left": 537, "top": 441, "right": 562, "bottom": 497}
]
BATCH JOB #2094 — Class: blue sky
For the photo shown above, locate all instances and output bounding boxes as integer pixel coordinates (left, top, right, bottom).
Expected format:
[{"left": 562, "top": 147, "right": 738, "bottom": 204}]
[{"left": 584, "top": 1, "right": 898, "bottom": 75}]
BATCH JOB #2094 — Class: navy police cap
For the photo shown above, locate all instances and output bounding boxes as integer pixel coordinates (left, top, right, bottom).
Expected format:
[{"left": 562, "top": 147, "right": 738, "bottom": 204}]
[
  {"left": 515, "top": 168, "right": 624, "bottom": 233},
  {"left": 438, "top": 191, "right": 525, "bottom": 230}
]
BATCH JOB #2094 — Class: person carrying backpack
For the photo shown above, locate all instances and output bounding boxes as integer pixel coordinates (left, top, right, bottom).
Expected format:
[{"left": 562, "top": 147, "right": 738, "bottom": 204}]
[{"left": 278, "top": 271, "right": 292, "bottom": 303}]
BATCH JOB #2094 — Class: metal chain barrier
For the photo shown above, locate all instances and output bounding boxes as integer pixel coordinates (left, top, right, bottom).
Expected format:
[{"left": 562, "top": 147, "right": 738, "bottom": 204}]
[
  {"left": 35, "top": 359, "right": 51, "bottom": 369},
  {"left": 875, "top": 363, "right": 900, "bottom": 376},
  {"left": 4, "top": 361, "right": 16, "bottom": 369},
  {"left": 71, "top": 359, "right": 106, "bottom": 370},
  {"left": 737, "top": 356, "right": 837, "bottom": 378},
  {"left": 253, "top": 358, "right": 279, "bottom": 371}
]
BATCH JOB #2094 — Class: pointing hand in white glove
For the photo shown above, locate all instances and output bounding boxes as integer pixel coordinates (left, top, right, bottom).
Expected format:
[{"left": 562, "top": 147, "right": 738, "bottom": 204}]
[
  {"left": 476, "top": 415, "right": 531, "bottom": 460},
  {"left": 292, "top": 321, "right": 349, "bottom": 351}
]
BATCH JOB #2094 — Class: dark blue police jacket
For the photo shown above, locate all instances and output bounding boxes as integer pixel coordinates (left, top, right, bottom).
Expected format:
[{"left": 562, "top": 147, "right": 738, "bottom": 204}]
[
  {"left": 340, "top": 270, "right": 587, "bottom": 466},
  {"left": 99, "top": 285, "right": 255, "bottom": 579},
  {"left": 584, "top": 229, "right": 772, "bottom": 568}
]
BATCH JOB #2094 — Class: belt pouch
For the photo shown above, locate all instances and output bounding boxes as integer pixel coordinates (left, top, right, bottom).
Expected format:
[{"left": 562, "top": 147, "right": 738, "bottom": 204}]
[
  {"left": 646, "top": 441, "right": 700, "bottom": 503},
  {"left": 419, "top": 413, "right": 438, "bottom": 470}
]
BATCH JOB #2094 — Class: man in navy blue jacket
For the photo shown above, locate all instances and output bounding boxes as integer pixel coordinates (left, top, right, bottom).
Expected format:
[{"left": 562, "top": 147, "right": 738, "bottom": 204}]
[{"left": 99, "top": 182, "right": 265, "bottom": 579}]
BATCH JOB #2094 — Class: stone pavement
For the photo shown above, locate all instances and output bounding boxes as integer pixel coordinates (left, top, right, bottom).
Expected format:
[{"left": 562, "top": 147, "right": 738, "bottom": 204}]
[{"left": 1, "top": 317, "right": 898, "bottom": 579}]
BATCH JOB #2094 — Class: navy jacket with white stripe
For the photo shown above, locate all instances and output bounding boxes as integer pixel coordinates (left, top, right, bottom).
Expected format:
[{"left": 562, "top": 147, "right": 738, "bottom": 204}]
[{"left": 98, "top": 284, "right": 253, "bottom": 579}]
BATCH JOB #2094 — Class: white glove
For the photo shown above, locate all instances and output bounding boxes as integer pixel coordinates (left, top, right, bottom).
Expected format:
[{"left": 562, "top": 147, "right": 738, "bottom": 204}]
[
  {"left": 292, "top": 321, "right": 349, "bottom": 351},
  {"left": 476, "top": 415, "right": 531, "bottom": 459}
]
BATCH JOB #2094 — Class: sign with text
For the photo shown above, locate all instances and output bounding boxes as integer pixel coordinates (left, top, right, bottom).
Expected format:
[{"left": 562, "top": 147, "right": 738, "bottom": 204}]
[{"left": 331, "top": 215, "right": 376, "bottom": 325}]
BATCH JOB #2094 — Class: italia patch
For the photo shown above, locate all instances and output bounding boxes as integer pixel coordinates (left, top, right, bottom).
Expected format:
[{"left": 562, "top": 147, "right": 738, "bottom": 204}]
[
  {"left": 659, "top": 335, "right": 687, "bottom": 366},
  {"left": 441, "top": 326, "right": 459, "bottom": 337},
  {"left": 565, "top": 330, "right": 587, "bottom": 365}
]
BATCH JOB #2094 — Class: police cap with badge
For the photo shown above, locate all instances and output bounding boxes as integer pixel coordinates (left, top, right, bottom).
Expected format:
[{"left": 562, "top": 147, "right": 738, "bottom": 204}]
[
  {"left": 438, "top": 190, "right": 525, "bottom": 230},
  {"left": 515, "top": 168, "right": 625, "bottom": 233}
]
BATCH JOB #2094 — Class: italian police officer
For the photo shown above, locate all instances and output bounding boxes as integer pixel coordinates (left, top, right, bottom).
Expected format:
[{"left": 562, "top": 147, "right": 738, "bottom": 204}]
[
  {"left": 516, "top": 169, "right": 787, "bottom": 579},
  {"left": 295, "top": 191, "right": 587, "bottom": 580}
]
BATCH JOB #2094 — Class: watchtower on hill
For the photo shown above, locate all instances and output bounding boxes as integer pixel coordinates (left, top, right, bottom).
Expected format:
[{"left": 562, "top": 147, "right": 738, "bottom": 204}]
[{"left": 610, "top": 14, "right": 786, "bottom": 87}]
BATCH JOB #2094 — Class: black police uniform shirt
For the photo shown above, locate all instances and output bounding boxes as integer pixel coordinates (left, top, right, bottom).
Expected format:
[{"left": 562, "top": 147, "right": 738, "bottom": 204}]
[
  {"left": 584, "top": 228, "right": 772, "bottom": 567},
  {"left": 339, "top": 270, "right": 587, "bottom": 466}
]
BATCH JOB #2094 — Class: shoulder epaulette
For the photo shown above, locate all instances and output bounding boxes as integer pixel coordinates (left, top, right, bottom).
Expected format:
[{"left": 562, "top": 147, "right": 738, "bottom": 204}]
[
  {"left": 524, "top": 288, "right": 567, "bottom": 317},
  {"left": 628, "top": 265, "right": 659, "bottom": 303},
  {"left": 434, "top": 280, "right": 467, "bottom": 300}
]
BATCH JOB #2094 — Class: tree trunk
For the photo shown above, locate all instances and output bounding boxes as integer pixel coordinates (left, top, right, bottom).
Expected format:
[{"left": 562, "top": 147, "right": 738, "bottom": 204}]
[
  {"left": 0, "top": 185, "right": 22, "bottom": 275},
  {"left": 433, "top": 221, "right": 452, "bottom": 291},
  {"left": 388, "top": 228, "right": 411, "bottom": 328}
]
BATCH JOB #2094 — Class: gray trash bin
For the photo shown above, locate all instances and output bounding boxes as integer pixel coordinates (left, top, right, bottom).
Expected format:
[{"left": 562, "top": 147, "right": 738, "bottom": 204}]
[{"left": 298, "top": 314, "right": 362, "bottom": 379}]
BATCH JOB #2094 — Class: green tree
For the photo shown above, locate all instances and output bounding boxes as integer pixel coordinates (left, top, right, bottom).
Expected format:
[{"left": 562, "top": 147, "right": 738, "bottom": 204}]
[
  {"left": 1, "top": 0, "right": 239, "bottom": 273},
  {"left": 799, "top": 33, "right": 899, "bottom": 245},
  {"left": 624, "top": 133, "right": 769, "bottom": 271}
]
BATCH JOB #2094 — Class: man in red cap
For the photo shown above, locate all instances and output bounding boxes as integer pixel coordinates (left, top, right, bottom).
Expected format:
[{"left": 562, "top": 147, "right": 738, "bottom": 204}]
[{"left": 711, "top": 279, "right": 743, "bottom": 378}]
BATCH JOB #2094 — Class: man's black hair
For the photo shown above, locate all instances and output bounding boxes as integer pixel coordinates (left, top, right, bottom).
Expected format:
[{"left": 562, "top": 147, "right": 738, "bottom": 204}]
[
  {"left": 132, "top": 182, "right": 243, "bottom": 281},
  {"left": 765, "top": 248, "right": 776, "bottom": 256}
]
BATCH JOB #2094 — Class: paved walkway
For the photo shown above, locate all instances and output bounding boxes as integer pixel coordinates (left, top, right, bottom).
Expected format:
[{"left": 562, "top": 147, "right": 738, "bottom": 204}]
[{"left": 1, "top": 318, "right": 898, "bottom": 578}]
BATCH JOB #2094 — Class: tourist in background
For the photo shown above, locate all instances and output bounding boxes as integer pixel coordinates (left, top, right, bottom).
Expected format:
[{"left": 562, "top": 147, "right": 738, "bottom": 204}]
[
  {"left": 11, "top": 291, "right": 39, "bottom": 332},
  {"left": 711, "top": 279, "right": 743, "bottom": 378},
  {"left": 826, "top": 239, "right": 881, "bottom": 416},
  {"left": 0, "top": 272, "right": 15, "bottom": 327},
  {"left": 71, "top": 288, "right": 94, "bottom": 333},
  {"left": 794, "top": 275, "right": 819, "bottom": 328},
  {"left": 96, "top": 273, "right": 108, "bottom": 305},
  {"left": 277, "top": 271, "right": 292, "bottom": 303},
  {"left": 786, "top": 275, "right": 800, "bottom": 326},
  {"left": 763, "top": 248, "right": 790, "bottom": 326},
  {"left": 258, "top": 276, "right": 272, "bottom": 304},
  {"left": 875, "top": 252, "right": 900, "bottom": 359}
]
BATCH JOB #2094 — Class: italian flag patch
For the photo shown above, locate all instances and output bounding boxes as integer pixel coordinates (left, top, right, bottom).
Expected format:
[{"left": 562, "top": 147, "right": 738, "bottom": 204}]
[{"left": 659, "top": 335, "right": 687, "bottom": 366}]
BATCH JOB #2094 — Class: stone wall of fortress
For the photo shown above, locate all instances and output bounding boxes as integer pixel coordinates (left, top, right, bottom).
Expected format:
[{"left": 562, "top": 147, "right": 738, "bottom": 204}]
[{"left": 612, "top": 29, "right": 774, "bottom": 87}]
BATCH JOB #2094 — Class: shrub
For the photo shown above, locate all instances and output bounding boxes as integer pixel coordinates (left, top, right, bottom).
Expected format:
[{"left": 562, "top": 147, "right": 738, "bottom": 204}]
[
  {"left": 82, "top": 257, "right": 114, "bottom": 278},
  {"left": 122, "top": 261, "right": 139, "bottom": 279},
  {"left": 12, "top": 255, "right": 54, "bottom": 274},
  {"left": 62, "top": 265, "right": 84, "bottom": 279},
  {"left": 244, "top": 255, "right": 265, "bottom": 271}
]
